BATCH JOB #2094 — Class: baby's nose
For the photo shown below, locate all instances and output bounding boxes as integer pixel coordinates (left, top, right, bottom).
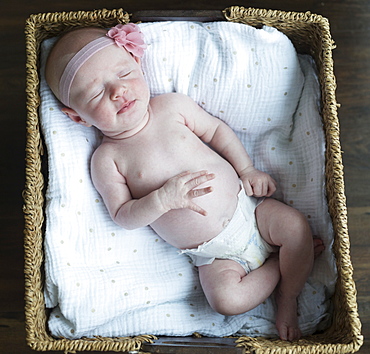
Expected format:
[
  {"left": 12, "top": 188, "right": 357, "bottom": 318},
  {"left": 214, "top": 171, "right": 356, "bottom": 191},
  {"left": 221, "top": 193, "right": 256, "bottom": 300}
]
[{"left": 111, "top": 83, "right": 126, "bottom": 100}]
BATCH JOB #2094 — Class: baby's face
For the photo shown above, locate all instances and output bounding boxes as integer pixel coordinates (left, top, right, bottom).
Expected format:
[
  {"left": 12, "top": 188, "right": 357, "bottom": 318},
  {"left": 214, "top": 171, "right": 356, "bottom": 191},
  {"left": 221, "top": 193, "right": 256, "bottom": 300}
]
[{"left": 68, "top": 44, "right": 150, "bottom": 138}]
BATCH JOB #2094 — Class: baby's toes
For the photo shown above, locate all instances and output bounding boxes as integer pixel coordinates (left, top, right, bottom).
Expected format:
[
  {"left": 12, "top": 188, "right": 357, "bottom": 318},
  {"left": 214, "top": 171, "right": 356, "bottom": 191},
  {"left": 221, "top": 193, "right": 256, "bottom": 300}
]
[
  {"left": 278, "top": 323, "right": 301, "bottom": 341},
  {"left": 277, "top": 323, "right": 288, "bottom": 341},
  {"left": 313, "top": 237, "right": 325, "bottom": 258},
  {"left": 288, "top": 326, "right": 302, "bottom": 341}
]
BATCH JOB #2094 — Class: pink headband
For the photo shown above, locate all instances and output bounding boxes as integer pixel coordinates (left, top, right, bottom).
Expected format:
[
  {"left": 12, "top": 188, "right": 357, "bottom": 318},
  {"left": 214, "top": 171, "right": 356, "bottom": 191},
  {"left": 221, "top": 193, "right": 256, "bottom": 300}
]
[{"left": 59, "top": 23, "right": 147, "bottom": 107}]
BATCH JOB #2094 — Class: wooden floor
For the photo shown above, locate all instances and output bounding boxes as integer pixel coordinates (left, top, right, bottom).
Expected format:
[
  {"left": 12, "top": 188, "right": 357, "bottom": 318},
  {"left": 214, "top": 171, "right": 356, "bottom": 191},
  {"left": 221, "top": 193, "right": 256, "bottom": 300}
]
[{"left": 0, "top": 0, "right": 368, "bottom": 352}]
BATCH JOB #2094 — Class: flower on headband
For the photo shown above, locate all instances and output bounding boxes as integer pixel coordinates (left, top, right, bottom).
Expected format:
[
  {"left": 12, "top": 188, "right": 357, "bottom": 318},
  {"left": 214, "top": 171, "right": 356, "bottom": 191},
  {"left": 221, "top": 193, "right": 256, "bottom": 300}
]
[{"left": 107, "top": 23, "right": 147, "bottom": 58}]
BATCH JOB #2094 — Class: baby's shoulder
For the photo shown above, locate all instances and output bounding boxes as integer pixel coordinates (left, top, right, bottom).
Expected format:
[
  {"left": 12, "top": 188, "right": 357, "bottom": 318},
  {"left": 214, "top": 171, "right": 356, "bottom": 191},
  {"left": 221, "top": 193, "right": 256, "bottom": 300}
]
[
  {"left": 91, "top": 141, "right": 116, "bottom": 167},
  {"left": 151, "top": 92, "right": 195, "bottom": 109},
  {"left": 90, "top": 142, "right": 127, "bottom": 182},
  {"left": 150, "top": 93, "right": 199, "bottom": 124}
]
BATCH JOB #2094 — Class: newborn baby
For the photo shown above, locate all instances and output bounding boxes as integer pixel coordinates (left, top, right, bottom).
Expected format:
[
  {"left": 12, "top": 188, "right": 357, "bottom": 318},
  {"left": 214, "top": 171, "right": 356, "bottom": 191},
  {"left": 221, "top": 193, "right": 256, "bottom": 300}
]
[{"left": 46, "top": 23, "right": 323, "bottom": 341}]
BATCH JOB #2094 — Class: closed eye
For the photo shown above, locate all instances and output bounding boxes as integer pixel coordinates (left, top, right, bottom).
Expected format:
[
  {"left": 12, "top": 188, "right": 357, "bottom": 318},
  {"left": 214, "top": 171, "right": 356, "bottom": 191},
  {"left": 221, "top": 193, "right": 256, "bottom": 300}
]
[
  {"left": 118, "top": 70, "right": 132, "bottom": 79},
  {"left": 91, "top": 89, "right": 104, "bottom": 100}
]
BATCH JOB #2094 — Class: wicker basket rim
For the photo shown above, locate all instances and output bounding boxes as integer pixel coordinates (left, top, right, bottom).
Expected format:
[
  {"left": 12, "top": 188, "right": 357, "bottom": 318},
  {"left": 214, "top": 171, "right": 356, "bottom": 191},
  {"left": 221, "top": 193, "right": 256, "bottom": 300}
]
[{"left": 23, "top": 5, "right": 363, "bottom": 353}]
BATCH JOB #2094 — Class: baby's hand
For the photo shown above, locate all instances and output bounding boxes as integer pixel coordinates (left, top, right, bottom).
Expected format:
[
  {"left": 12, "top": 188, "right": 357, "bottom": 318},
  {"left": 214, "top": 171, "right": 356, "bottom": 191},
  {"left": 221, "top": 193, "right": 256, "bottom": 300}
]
[
  {"left": 240, "top": 166, "right": 277, "bottom": 197},
  {"left": 158, "top": 171, "right": 215, "bottom": 216}
]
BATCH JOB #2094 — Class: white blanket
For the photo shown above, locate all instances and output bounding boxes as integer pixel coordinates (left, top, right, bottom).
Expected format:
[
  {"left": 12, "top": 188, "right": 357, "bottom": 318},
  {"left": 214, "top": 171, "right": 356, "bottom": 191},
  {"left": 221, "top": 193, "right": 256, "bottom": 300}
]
[{"left": 40, "top": 21, "right": 337, "bottom": 339}]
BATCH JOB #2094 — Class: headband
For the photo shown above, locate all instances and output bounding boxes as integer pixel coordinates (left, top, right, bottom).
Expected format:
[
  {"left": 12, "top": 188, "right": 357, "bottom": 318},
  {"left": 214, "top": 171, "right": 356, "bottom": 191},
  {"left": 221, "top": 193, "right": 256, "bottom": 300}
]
[{"left": 59, "top": 23, "right": 147, "bottom": 107}]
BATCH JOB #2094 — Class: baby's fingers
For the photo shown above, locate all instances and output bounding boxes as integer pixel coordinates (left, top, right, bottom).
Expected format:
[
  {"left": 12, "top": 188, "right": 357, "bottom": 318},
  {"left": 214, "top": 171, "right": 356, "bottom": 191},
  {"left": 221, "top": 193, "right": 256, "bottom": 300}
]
[
  {"left": 189, "top": 186, "right": 214, "bottom": 199},
  {"left": 265, "top": 179, "right": 277, "bottom": 197},
  {"left": 186, "top": 171, "right": 215, "bottom": 189},
  {"left": 188, "top": 201, "right": 209, "bottom": 216},
  {"left": 244, "top": 182, "right": 254, "bottom": 197}
]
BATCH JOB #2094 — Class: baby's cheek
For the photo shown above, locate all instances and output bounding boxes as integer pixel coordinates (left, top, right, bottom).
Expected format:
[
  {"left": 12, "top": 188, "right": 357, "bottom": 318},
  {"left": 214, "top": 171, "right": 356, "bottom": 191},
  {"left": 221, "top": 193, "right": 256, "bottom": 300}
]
[
  {"left": 135, "top": 78, "right": 150, "bottom": 96},
  {"left": 95, "top": 103, "right": 111, "bottom": 119}
]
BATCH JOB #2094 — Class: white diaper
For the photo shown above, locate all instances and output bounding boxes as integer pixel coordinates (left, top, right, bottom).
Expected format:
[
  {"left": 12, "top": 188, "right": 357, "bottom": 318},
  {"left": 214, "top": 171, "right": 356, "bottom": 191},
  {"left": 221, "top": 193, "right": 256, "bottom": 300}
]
[{"left": 180, "top": 185, "right": 275, "bottom": 273}]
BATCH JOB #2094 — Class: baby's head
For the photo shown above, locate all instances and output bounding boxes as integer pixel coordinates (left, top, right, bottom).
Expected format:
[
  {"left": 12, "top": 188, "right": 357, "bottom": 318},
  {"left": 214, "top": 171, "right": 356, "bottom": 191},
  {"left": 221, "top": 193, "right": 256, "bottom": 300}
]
[
  {"left": 46, "top": 27, "right": 103, "bottom": 102},
  {"left": 46, "top": 24, "right": 150, "bottom": 137},
  {"left": 46, "top": 24, "right": 147, "bottom": 108}
]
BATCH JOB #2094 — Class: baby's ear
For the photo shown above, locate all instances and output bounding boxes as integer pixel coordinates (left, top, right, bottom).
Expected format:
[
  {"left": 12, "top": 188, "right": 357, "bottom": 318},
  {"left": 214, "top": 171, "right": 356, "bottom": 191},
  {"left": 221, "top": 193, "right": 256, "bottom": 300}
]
[{"left": 61, "top": 108, "right": 92, "bottom": 127}]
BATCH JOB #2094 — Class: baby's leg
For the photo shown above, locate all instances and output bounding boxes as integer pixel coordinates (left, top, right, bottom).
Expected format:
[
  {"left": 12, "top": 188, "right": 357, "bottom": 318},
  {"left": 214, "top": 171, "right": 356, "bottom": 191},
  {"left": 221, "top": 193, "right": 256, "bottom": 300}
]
[
  {"left": 198, "top": 256, "right": 280, "bottom": 316},
  {"left": 255, "top": 198, "right": 314, "bottom": 341}
]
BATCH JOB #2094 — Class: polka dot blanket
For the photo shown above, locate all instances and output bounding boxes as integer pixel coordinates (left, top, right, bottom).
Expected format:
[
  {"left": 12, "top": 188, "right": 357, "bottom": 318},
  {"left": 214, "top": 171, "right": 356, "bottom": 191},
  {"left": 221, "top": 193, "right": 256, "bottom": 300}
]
[{"left": 39, "top": 21, "right": 337, "bottom": 339}]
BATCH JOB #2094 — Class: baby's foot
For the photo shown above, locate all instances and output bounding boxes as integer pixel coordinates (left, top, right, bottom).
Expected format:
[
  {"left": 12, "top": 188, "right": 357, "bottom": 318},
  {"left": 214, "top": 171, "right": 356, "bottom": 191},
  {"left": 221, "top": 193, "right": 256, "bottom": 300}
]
[
  {"left": 313, "top": 237, "right": 325, "bottom": 258},
  {"left": 275, "top": 292, "right": 301, "bottom": 341},
  {"left": 274, "top": 238, "right": 324, "bottom": 341}
]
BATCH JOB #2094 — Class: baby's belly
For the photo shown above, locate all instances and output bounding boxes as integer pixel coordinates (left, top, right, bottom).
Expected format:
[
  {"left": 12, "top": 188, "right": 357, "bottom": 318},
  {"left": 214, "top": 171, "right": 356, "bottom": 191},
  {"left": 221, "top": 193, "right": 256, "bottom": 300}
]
[{"left": 151, "top": 168, "right": 241, "bottom": 249}]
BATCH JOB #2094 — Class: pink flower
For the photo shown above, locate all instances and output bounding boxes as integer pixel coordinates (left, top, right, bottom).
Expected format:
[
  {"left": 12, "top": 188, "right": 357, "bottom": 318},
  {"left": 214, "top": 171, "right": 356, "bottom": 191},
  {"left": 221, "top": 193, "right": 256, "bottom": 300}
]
[{"left": 107, "top": 23, "right": 147, "bottom": 58}]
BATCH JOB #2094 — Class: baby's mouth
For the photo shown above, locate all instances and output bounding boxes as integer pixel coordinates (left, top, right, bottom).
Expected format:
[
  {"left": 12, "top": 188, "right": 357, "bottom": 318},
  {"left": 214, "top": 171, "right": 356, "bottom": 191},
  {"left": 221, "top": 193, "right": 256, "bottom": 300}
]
[{"left": 118, "top": 100, "right": 135, "bottom": 114}]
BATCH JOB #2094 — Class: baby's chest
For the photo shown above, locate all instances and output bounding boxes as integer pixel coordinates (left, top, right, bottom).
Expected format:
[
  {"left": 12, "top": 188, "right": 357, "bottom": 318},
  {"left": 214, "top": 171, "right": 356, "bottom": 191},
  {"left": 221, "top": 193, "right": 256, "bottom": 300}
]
[
  {"left": 119, "top": 127, "right": 207, "bottom": 195},
  {"left": 133, "top": 125, "right": 194, "bottom": 161}
]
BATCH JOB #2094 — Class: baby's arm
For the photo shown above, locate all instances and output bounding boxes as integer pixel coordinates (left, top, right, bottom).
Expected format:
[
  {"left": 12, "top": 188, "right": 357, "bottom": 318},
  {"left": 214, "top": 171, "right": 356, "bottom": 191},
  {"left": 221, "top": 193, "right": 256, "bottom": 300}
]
[
  {"left": 208, "top": 125, "right": 276, "bottom": 197},
  {"left": 91, "top": 148, "right": 214, "bottom": 229},
  {"left": 179, "top": 94, "right": 277, "bottom": 197}
]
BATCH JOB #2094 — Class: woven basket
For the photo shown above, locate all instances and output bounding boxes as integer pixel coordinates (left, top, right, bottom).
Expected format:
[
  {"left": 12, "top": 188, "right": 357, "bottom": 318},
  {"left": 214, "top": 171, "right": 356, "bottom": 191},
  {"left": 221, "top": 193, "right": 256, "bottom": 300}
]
[{"left": 24, "top": 6, "right": 363, "bottom": 353}]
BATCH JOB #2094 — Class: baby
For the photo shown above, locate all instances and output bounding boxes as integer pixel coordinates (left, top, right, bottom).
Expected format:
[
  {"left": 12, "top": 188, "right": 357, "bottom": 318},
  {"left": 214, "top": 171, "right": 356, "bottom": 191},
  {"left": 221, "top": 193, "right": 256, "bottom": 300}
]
[{"left": 46, "top": 24, "right": 324, "bottom": 341}]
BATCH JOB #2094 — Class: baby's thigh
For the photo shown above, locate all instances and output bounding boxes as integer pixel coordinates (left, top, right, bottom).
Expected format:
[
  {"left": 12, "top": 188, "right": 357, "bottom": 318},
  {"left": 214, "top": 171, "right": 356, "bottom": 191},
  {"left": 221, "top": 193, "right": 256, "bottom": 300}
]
[
  {"left": 198, "top": 259, "right": 246, "bottom": 290},
  {"left": 255, "top": 198, "right": 309, "bottom": 247},
  {"left": 198, "top": 259, "right": 253, "bottom": 315}
]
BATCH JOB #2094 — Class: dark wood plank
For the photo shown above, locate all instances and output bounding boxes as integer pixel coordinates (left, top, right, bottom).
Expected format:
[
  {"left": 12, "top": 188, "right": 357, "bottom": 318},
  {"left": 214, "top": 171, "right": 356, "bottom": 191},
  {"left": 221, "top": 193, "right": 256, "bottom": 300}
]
[
  {"left": 0, "top": 0, "right": 369, "bottom": 353},
  {"left": 142, "top": 337, "right": 245, "bottom": 353}
]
